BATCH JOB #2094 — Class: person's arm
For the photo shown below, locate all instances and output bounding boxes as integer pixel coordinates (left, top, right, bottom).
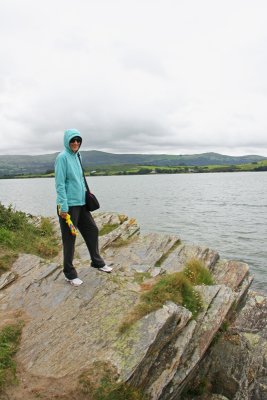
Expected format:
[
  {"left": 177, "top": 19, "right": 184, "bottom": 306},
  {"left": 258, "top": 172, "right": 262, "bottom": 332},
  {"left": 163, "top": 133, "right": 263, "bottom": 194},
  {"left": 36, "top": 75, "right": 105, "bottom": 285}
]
[{"left": 55, "top": 155, "right": 68, "bottom": 215}]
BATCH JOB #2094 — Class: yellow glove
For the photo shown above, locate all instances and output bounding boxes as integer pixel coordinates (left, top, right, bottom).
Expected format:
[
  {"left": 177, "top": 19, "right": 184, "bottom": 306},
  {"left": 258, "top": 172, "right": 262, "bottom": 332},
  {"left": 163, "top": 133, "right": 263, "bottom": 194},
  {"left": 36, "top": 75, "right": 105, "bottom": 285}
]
[{"left": 65, "top": 214, "right": 78, "bottom": 236}]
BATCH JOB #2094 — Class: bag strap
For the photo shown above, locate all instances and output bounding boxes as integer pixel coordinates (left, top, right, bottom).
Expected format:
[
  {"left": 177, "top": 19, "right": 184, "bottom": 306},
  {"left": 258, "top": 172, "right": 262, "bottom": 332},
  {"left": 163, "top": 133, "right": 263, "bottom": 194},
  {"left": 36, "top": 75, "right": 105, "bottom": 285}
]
[{"left": 77, "top": 153, "right": 91, "bottom": 193}]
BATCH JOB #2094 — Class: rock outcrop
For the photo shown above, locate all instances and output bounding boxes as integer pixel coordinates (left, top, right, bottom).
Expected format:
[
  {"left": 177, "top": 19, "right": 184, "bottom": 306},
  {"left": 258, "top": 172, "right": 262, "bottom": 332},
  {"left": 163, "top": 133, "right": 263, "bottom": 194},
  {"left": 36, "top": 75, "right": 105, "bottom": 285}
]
[
  {"left": 0, "top": 212, "right": 265, "bottom": 400},
  {"left": 185, "top": 291, "right": 267, "bottom": 400}
]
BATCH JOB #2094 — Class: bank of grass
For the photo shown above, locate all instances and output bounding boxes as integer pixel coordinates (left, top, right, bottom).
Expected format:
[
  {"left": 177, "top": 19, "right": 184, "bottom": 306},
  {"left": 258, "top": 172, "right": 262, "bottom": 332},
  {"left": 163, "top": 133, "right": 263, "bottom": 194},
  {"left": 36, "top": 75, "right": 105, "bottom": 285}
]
[
  {"left": 0, "top": 322, "right": 23, "bottom": 392},
  {"left": 0, "top": 203, "right": 59, "bottom": 275},
  {"left": 120, "top": 259, "right": 214, "bottom": 333}
]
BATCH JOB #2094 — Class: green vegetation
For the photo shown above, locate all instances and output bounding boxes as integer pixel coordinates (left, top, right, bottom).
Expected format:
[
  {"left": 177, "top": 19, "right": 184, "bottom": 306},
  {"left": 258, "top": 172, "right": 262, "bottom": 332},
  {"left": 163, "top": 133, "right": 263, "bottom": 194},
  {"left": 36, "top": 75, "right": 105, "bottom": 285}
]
[
  {"left": 0, "top": 203, "right": 59, "bottom": 275},
  {"left": 183, "top": 258, "right": 214, "bottom": 285},
  {"left": 120, "top": 259, "right": 213, "bottom": 333},
  {"left": 0, "top": 322, "right": 23, "bottom": 392},
  {"left": 78, "top": 362, "right": 147, "bottom": 400},
  {"left": 93, "top": 378, "right": 147, "bottom": 400},
  {"left": 220, "top": 320, "right": 230, "bottom": 332},
  {"left": 84, "top": 158, "right": 267, "bottom": 176},
  {"left": 8, "top": 158, "right": 267, "bottom": 178},
  {"left": 1, "top": 151, "right": 267, "bottom": 177},
  {"left": 99, "top": 223, "right": 120, "bottom": 236}
]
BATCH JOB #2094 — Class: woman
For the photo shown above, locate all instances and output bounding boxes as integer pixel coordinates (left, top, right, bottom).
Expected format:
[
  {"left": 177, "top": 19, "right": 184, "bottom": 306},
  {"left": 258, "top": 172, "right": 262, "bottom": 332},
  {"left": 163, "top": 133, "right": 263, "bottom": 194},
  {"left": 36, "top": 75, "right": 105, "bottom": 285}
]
[{"left": 55, "top": 129, "right": 112, "bottom": 286}]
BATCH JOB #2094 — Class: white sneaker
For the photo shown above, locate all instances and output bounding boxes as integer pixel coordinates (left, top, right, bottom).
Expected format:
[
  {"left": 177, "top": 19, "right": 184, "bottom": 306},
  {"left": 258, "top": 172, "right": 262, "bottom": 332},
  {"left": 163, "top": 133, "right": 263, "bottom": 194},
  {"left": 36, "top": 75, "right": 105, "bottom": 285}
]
[
  {"left": 65, "top": 277, "right": 83, "bottom": 286},
  {"left": 98, "top": 265, "right": 113, "bottom": 273}
]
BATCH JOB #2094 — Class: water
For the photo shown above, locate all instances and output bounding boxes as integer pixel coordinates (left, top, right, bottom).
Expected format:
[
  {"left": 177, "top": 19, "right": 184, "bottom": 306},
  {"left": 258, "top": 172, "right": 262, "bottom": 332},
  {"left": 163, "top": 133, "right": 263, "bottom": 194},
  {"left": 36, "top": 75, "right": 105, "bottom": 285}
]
[{"left": 0, "top": 172, "right": 266, "bottom": 294}]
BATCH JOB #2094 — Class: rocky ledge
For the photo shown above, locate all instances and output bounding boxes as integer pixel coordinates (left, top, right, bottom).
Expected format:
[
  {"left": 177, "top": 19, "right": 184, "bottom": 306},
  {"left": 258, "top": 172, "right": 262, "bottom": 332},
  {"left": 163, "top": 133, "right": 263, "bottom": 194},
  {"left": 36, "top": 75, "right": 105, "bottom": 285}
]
[{"left": 0, "top": 212, "right": 266, "bottom": 400}]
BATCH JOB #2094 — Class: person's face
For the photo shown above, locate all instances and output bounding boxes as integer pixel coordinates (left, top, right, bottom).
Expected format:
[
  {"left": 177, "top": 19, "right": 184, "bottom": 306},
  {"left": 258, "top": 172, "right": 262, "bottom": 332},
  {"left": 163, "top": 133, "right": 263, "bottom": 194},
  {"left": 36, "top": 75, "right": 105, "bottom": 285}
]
[{"left": 69, "top": 137, "right": 82, "bottom": 153}]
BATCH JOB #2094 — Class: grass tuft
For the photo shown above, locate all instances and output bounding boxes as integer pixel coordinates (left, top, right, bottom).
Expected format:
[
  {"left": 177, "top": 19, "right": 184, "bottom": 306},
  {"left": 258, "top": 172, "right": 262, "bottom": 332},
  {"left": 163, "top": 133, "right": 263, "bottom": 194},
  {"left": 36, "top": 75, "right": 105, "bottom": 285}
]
[
  {"left": 78, "top": 362, "right": 147, "bottom": 400},
  {"left": 0, "top": 203, "right": 59, "bottom": 275},
  {"left": 0, "top": 322, "right": 23, "bottom": 392},
  {"left": 99, "top": 223, "right": 120, "bottom": 236},
  {"left": 120, "top": 272, "right": 201, "bottom": 333},
  {"left": 94, "top": 377, "right": 147, "bottom": 400},
  {"left": 120, "top": 258, "right": 214, "bottom": 333},
  {"left": 0, "top": 249, "right": 17, "bottom": 274},
  {"left": 183, "top": 258, "right": 214, "bottom": 285}
]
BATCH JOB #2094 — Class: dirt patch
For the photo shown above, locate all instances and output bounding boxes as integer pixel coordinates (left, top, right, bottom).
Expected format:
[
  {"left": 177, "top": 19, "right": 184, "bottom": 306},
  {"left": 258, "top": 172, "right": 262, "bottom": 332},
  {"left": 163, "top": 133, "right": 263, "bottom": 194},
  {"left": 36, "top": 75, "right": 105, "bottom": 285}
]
[
  {"left": 4, "top": 360, "right": 119, "bottom": 400},
  {"left": 4, "top": 365, "right": 90, "bottom": 400},
  {"left": 0, "top": 309, "right": 26, "bottom": 331}
]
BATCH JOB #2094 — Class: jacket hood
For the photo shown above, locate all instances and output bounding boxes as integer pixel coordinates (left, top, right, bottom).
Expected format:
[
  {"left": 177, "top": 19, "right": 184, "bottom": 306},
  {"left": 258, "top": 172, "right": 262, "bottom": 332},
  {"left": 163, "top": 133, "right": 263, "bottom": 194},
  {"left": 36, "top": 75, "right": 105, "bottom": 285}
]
[{"left": 64, "top": 129, "right": 82, "bottom": 152}]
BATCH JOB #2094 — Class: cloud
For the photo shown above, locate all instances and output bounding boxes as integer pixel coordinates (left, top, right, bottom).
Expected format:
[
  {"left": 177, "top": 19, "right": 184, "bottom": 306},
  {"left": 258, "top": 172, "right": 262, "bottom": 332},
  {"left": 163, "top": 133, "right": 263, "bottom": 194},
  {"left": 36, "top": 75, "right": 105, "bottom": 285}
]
[{"left": 0, "top": 0, "right": 267, "bottom": 156}]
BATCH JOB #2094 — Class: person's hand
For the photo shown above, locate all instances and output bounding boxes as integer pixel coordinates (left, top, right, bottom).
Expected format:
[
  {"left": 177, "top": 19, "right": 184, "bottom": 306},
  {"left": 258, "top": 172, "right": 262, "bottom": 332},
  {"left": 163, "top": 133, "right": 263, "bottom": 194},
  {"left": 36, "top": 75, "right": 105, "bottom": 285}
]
[{"left": 60, "top": 212, "right": 68, "bottom": 219}]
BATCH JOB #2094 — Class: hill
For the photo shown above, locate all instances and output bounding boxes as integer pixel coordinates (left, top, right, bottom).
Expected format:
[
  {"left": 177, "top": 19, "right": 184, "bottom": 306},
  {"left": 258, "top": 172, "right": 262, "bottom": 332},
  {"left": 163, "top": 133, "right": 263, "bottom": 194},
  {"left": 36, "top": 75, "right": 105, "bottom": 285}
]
[{"left": 0, "top": 151, "right": 266, "bottom": 176}]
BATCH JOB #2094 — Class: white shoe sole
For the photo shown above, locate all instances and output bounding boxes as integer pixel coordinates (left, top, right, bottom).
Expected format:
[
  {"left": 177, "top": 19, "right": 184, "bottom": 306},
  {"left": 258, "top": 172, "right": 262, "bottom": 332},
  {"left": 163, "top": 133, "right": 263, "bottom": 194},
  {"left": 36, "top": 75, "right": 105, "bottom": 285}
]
[
  {"left": 98, "top": 266, "right": 113, "bottom": 273},
  {"left": 65, "top": 277, "right": 83, "bottom": 286}
]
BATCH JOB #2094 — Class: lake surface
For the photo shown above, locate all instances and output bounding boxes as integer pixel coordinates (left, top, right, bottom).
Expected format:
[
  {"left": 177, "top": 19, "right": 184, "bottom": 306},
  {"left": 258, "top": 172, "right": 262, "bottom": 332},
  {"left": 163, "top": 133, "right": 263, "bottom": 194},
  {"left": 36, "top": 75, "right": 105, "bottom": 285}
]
[{"left": 0, "top": 172, "right": 266, "bottom": 294}]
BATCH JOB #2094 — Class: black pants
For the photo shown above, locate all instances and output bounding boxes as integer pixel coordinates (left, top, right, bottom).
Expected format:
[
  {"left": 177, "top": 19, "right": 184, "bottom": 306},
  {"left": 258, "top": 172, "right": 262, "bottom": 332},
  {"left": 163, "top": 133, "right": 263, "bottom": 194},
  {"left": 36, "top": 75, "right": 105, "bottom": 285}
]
[{"left": 58, "top": 205, "right": 105, "bottom": 279}]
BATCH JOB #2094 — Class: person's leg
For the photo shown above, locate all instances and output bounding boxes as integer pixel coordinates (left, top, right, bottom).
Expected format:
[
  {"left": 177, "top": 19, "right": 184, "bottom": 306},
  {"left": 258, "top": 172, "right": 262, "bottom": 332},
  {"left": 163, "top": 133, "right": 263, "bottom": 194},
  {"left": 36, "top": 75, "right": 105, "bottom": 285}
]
[
  {"left": 77, "top": 206, "right": 105, "bottom": 267},
  {"left": 58, "top": 206, "right": 80, "bottom": 279}
]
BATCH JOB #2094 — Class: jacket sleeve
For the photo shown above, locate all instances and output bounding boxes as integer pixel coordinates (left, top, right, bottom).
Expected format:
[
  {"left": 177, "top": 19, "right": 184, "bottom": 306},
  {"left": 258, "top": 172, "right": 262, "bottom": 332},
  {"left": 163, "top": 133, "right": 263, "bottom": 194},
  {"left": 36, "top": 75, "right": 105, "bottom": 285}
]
[{"left": 55, "top": 155, "right": 69, "bottom": 212}]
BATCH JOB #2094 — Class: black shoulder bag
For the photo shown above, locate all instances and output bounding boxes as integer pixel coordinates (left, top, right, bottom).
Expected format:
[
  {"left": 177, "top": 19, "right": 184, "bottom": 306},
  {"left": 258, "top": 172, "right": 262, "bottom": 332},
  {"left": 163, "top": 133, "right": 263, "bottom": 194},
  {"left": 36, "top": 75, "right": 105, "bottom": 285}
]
[{"left": 77, "top": 153, "right": 100, "bottom": 212}]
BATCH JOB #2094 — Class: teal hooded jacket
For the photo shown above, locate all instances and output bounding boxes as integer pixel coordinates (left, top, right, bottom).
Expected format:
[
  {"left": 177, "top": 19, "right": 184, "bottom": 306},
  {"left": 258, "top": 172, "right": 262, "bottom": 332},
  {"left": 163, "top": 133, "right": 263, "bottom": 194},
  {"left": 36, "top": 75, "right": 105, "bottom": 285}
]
[{"left": 55, "top": 129, "right": 86, "bottom": 212}]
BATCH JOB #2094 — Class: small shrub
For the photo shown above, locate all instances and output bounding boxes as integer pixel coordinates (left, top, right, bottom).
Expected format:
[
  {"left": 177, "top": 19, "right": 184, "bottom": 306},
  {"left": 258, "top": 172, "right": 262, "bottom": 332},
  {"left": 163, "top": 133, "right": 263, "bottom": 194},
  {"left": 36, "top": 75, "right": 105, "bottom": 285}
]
[
  {"left": 0, "top": 250, "right": 17, "bottom": 274},
  {"left": 35, "top": 239, "right": 59, "bottom": 258},
  {"left": 140, "top": 273, "right": 184, "bottom": 308},
  {"left": 39, "top": 217, "right": 54, "bottom": 236},
  {"left": 183, "top": 258, "right": 214, "bottom": 286},
  {"left": 0, "top": 203, "right": 59, "bottom": 275},
  {"left": 0, "top": 204, "right": 28, "bottom": 232},
  {"left": 0, "top": 228, "right": 14, "bottom": 248},
  {"left": 0, "top": 322, "right": 23, "bottom": 391}
]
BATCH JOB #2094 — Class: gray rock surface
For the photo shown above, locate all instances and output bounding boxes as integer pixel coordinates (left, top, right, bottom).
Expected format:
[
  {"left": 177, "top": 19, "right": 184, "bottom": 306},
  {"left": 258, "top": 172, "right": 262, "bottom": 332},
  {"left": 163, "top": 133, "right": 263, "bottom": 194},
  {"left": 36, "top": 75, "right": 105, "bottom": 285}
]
[
  {"left": 0, "top": 211, "right": 262, "bottom": 400},
  {"left": 0, "top": 270, "right": 16, "bottom": 290},
  {"left": 181, "top": 290, "right": 267, "bottom": 400},
  {"left": 158, "top": 285, "right": 235, "bottom": 400}
]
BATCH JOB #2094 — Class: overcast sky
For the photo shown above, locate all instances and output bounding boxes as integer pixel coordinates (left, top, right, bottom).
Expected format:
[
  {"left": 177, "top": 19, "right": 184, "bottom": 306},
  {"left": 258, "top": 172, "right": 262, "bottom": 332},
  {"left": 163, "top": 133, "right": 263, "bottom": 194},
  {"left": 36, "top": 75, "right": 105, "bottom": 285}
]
[{"left": 1, "top": 0, "right": 267, "bottom": 156}]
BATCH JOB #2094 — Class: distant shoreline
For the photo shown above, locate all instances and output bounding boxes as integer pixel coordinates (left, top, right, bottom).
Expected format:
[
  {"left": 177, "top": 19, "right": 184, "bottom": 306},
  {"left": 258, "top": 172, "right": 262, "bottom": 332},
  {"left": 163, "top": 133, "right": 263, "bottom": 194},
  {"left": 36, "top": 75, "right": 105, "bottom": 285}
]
[
  {"left": 1, "top": 151, "right": 267, "bottom": 178},
  {"left": 1, "top": 161, "right": 267, "bottom": 179}
]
